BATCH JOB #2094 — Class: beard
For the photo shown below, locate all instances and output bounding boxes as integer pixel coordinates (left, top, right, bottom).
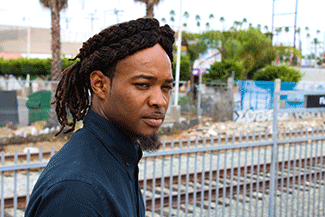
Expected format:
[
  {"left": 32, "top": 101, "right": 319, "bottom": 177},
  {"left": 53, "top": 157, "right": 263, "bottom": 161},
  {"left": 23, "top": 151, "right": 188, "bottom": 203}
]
[{"left": 137, "top": 133, "right": 162, "bottom": 152}]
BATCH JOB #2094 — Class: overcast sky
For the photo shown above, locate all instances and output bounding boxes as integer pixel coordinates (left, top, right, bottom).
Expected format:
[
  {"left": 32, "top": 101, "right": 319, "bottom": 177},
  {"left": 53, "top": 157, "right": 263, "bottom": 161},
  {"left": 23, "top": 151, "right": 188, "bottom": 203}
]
[{"left": 0, "top": 0, "right": 324, "bottom": 55}]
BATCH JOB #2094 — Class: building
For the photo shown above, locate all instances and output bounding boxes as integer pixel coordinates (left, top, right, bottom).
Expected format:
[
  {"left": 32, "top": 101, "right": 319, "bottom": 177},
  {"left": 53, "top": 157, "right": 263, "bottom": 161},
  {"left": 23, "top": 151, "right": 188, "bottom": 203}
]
[{"left": 0, "top": 25, "right": 82, "bottom": 59}]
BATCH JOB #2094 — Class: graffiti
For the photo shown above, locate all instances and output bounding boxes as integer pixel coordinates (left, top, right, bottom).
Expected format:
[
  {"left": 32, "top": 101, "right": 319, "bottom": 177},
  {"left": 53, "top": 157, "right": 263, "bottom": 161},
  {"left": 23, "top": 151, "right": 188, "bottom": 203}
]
[{"left": 234, "top": 110, "right": 325, "bottom": 122}]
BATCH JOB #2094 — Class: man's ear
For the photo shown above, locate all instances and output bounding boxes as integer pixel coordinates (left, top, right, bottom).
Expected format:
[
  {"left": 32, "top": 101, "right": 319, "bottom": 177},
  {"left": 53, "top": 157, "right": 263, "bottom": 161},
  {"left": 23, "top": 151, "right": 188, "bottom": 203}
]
[{"left": 89, "top": 70, "right": 111, "bottom": 100}]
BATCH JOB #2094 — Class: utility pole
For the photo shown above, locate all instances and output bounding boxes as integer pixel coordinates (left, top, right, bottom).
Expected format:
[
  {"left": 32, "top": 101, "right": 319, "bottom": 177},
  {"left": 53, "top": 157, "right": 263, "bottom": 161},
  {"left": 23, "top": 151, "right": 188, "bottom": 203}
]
[
  {"left": 23, "top": 16, "right": 31, "bottom": 59},
  {"left": 86, "top": 10, "right": 99, "bottom": 32},
  {"left": 174, "top": 0, "right": 182, "bottom": 107},
  {"left": 111, "top": 8, "right": 124, "bottom": 24},
  {"left": 271, "top": 0, "right": 275, "bottom": 46},
  {"left": 65, "top": 16, "right": 73, "bottom": 29},
  {"left": 98, "top": 10, "right": 110, "bottom": 28},
  {"left": 293, "top": 0, "right": 299, "bottom": 49}
]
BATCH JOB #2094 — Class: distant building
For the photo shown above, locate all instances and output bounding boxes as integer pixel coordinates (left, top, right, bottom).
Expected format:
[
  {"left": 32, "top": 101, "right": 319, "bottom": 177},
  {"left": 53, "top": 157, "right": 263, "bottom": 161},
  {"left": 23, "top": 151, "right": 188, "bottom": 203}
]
[{"left": 0, "top": 25, "right": 82, "bottom": 59}]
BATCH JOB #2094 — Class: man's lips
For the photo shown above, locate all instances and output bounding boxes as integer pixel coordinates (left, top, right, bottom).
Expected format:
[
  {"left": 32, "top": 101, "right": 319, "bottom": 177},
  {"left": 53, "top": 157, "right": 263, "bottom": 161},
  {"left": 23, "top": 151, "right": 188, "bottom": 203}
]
[{"left": 142, "top": 118, "right": 163, "bottom": 127}]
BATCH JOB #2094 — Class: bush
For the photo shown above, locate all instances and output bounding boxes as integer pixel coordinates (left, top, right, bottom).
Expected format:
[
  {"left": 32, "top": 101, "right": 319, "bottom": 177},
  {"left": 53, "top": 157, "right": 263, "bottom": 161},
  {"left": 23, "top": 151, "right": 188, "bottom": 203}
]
[
  {"left": 0, "top": 58, "right": 77, "bottom": 79},
  {"left": 253, "top": 65, "right": 302, "bottom": 83},
  {"left": 172, "top": 55, "right": 191, "bottom": 81},
  {"left": 203, "top": 59, "right": 244, "bottom": 81}
]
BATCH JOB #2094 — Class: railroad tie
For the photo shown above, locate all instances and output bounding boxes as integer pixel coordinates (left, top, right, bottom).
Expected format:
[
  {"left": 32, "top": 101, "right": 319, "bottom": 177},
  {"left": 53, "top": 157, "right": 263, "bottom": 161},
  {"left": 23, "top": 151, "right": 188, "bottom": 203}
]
[
  {"left": 217, "top": 197, "right": 232, "bottom": 206},
  {"left": 154, "top": 186, "right": 170, "bottom": 195},
  {"left": 305, "top": 181, "right": 320, "bottom": 188},
  {"left": 233, "top": 194, "right": 251, "bottom": 203}
]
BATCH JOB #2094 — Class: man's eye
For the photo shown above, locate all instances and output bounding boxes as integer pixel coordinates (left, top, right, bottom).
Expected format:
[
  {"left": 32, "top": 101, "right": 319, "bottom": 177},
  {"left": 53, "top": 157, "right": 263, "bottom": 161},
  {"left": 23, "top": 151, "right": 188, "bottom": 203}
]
[
  {"left": 163, "top": 86, "right": 173, "bottom": 91},
  {"left": 135, "top": 83, "right": 149, "bottom": 89}
]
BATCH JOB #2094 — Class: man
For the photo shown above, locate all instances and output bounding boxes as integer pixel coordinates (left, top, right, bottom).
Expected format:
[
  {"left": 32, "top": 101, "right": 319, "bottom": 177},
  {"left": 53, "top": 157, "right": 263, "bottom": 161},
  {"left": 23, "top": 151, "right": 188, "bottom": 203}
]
[{"left": 25, "top": 18, "right": 175, "bottom": 216}]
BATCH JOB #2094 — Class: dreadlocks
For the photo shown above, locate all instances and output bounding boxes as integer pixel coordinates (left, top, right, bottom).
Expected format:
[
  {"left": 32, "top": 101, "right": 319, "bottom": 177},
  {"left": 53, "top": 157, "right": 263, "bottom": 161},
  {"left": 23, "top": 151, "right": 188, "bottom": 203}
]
[{"left": 51, "top": 18, "right": 175, "bottom": 136}]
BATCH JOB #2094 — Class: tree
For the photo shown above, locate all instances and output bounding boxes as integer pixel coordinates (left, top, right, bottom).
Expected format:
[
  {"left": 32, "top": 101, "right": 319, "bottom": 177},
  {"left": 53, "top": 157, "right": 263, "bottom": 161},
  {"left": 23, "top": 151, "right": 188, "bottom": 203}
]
[
  {"left": 219, "top": 16, "right": 225, "bottom": 31},
  {"left": 233, "top": 21, "right": 239, "bottom": 30},
  {"left": 181, "top": 31, "right": 208, "bottom": 101},
  {"left": 205, "top": 22, "right": 210, "bottom": 31},
  {"left": 40, "top": 0, "right": 68, "bottom": 128},
  {"left": 161, "top": 17, "right": 166, "bottom": 25},
  {"left": 312, "top": 38, "right": 322, "bottom": 62},
  {"left": 209, "top": 13, "right": 214, "bottom": 29},
  {"left": 253, "top": 65, "right": 302, "bottom": 83},
  {"left": 275, "top": 27, "right": 282, "bottom": 45},
  {"left": 296, "top": 27, "right": 301, "bottom": 50},
  {"left": 200, "top": 28, "right": 276, "bottom": 79},
  {"left": 285, "top": 27, "right": 290, "bottom": 45},
  {"left": 203, "top": 59, "right": 244, "bottom": 81},
  {"left": 134, "top": 0, "right": 163, "bottom": 18},
  {"left": 172, "top": 54, "right": 191, "bottom": 81},
  {"left": 169, "top": 10, "right": 175, "bottom": 28},
  {"left": 195, "top": 14, "right": 201, "bottom": 32},
  {"left": 242, "top": 18, "right": 247, "bottom": 29},
  {"left": 183, "top": 11, "right": 189, "bottom": 29},
  {"left": 183, "top": 11, "right": 189, "bottom": 19}
]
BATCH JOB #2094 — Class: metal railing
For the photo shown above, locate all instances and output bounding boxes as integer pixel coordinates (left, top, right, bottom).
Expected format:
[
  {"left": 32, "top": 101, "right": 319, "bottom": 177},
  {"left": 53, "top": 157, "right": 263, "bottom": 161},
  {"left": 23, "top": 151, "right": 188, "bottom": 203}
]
[{"left": 1, "top": 128, "right": 325, "bottom": 216}]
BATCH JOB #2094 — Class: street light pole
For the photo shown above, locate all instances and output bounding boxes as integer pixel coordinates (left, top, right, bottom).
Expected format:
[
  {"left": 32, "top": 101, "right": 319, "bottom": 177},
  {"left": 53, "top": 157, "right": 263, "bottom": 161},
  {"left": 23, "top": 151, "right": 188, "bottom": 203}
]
[{"left": 174, "top": 0, "right": 183, "bottom": 106}]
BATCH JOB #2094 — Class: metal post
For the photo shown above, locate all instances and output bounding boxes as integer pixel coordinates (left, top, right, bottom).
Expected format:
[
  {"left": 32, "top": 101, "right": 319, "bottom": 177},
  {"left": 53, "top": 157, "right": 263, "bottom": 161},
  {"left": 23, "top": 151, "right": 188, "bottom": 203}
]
[
  {"left": 269, "top": 79, "right": 280, "bottom": 216},
  {"left": 197, "top": 72, "right": 202, "bottom": 120},
  {"left": 173, "top": 0, "right": 183, "bottom": 106},
  {"left": 27, "top": 22, "right": 31, "bottom": 59}
]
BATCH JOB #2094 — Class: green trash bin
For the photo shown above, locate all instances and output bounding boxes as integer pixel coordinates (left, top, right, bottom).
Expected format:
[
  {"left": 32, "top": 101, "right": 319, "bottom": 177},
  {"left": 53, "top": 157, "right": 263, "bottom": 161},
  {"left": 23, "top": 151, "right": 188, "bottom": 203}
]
[{"left": 26, "top": 90, "right": 51, "bottom": 124}]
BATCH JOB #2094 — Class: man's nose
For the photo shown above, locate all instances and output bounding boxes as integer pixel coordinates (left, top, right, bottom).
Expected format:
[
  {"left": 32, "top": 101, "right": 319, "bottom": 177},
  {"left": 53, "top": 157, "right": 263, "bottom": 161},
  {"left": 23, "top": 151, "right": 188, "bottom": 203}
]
[{"left": 148, "top": 88, "right": 168, "bottom": 108}]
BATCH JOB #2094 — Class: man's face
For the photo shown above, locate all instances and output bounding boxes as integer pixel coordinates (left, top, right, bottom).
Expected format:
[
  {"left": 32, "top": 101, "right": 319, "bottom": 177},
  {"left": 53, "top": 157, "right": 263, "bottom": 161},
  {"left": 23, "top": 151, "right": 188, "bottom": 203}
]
[{"left": 101, "top": 44, "right": 173, "bottom": 146}]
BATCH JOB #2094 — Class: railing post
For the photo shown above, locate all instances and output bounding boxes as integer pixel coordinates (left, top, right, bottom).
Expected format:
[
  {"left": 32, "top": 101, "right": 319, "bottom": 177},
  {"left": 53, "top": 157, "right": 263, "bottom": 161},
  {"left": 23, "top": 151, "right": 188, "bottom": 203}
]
[{"left": 269, "top": 78, "right": 280, "bottom": 216}]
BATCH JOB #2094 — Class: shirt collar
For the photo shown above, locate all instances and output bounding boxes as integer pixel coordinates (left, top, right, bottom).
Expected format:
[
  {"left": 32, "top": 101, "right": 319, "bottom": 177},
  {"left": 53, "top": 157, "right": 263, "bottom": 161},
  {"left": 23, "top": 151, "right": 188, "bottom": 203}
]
[{"left": 82, "top": 109, "right": 142, "bottom": 177}]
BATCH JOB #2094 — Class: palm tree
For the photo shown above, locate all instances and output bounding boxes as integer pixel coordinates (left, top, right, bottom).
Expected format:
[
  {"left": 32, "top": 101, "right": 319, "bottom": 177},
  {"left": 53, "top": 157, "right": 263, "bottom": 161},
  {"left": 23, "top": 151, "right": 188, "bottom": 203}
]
[
  {"left": 275, "top": 27, "right": 282, "bottom": 45},
  {"left": 195, "top": 14, "right": 201, "bottom": 32},
  {"left": 264, "top": 25, "right": 268, "bottom": 33},
  {"left": 205, "top": 22, "right": 210, "bottom": 31},
  {"left": 183, "top": 11, "right": 189, "bottom": 29},
  {"left": 134, "top": 0, "right": 163, "bottom": 18},
  {"left": 183, "top": 11, "right": 189, "bottom": 19},
  {"left": 233, "top": 21, "right": 240, "bottom": 30},
  {"left": 169, "top": 10, "right": 175, "bottom": 28},
  {"left": 40, "top": 0, "right": 67, "bottom": 128},
  {"left": 238, "top": 21, "right": 243, "bottom": 30},
  {"left": 170, "top": 16, "right": 175, "bottom": 27},
  {"left": 161, "top": 17, "right": 166, "bottom": 25},
  {"left": 296, "top": 27, "right": 301, "bottom": 50},
  {"left": 257, "top": 24, "right": 261, "bottom": 31},
  {"left": 285, "top": 26, "right": 290, "bottom": 46},
  {"left": 219, "top": 16, "right": 225, "bottom": 31},
  {"left": 209, "top": 13, "right": 214, "bottom": 29},
  {"left": 242, "top": 18, "right": 247, "bottom": 29},
  {"left": 312, "top": 38, "right": 322, "bottom": 66}
]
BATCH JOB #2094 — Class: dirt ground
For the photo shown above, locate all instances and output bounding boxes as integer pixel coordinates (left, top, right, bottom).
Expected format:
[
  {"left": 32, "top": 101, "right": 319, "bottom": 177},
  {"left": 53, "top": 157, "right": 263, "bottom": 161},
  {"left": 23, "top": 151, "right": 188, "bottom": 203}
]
[{"left": 3, "top": 140, "right": 66, "bottom": 154}]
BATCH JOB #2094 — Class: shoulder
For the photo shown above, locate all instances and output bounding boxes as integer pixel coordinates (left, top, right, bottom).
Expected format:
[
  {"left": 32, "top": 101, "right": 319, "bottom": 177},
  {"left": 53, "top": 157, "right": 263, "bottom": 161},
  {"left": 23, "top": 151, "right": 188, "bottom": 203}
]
[{"left": 25, "top": 178, "right": 114, "bottom": 217}]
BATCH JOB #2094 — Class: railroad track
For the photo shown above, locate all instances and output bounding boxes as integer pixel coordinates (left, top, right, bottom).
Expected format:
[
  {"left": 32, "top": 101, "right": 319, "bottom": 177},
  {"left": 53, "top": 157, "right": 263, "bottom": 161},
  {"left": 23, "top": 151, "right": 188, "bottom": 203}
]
[
  {"left": 2, "top": 155, "right": 325, "bottom": 216},
  {"left": 0, "top": 128, "right": 322, "bottom": 163},
  {"left": 1, "top": 128, "right": 325, "bottom": 216}
]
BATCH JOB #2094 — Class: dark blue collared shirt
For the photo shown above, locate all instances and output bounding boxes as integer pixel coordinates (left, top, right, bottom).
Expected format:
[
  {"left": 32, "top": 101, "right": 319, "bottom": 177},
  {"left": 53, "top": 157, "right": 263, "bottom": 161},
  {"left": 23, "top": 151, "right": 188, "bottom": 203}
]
[{"left": 25, "top": 110, "right": 145, "bottom": 217}]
